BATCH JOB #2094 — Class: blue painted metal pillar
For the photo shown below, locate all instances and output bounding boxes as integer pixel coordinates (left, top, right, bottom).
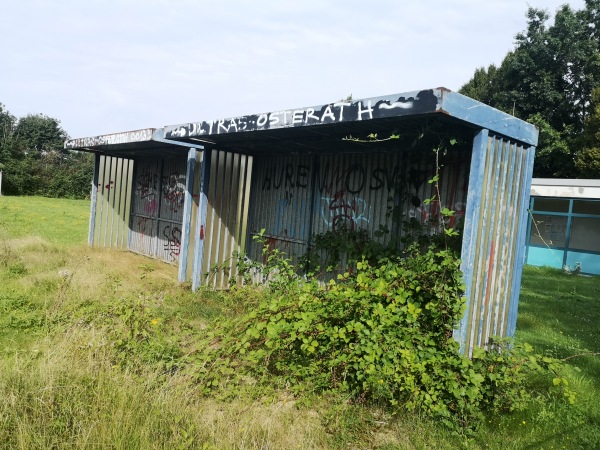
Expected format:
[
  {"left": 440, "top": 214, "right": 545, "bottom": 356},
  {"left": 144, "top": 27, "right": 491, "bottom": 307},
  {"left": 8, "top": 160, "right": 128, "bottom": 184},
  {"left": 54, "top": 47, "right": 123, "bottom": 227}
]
[
  {"left": 192, "top": 149, "right": 212, "bottom": 291},
  {"left": 455, "top": 129, "right": 488, "bottom": 354},
  {"left": 88, "top": 153, "right": 101, "bottom": 246},
  {"left": 178, "top": 147, "right": 199, "bottom": 283}
]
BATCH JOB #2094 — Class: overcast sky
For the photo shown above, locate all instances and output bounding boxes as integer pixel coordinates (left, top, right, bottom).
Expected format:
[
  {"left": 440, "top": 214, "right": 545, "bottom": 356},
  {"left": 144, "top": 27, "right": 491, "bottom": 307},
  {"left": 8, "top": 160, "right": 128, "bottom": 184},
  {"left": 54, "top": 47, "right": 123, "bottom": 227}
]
[{"left": 0, "top": 0, "right": 585, "bottom": 139}]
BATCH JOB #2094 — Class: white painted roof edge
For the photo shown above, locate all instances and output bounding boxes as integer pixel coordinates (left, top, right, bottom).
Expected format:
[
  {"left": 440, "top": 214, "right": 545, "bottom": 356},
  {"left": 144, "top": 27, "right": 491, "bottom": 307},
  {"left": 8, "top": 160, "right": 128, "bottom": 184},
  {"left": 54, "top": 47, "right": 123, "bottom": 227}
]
[{"left": 532, "top": 178, "right": 600, "bottom": 188}]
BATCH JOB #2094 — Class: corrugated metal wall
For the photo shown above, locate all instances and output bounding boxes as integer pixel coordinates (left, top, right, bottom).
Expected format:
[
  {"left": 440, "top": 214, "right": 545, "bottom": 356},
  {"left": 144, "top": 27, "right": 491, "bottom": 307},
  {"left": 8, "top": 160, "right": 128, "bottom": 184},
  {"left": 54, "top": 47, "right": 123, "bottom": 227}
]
[
  {"left": 89, "top": 155, "right": 134, "bottom": 249},
  {"left": 129, "top": 157, "right": 187, "bottom": 263},
  {"left": 247, "top": 148, "right": 471, "bottom": 267},
  {"left": 198, "top": 149, "right": 253, "bottom": 288},
  {"left": 458, "top": 130, "right": 535, "bottom": 356}
]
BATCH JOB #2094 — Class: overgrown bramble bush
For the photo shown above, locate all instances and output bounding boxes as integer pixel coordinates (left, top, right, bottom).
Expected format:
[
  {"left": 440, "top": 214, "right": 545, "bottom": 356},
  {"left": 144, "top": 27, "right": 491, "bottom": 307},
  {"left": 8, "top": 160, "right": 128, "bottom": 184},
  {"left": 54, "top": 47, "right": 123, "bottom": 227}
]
[{"left": 188, "top": 244, "right": 575, "bottom": 432}]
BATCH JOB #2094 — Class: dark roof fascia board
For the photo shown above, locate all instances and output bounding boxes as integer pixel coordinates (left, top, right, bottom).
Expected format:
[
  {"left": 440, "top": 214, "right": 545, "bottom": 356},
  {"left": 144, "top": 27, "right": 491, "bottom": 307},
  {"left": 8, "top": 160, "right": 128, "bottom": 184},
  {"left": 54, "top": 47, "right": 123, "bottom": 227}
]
[
  {"left": 63, "top": 88, "right": 539, "bottom": 152},
  {"left": 163, "top": 88, "right": 538, "bottom": 147},
  {"left": 163, "top": 89, "right": 442, "bottom": 141},
  {"left": 65, "top": 128, "right": 156, "bottom": 150}
]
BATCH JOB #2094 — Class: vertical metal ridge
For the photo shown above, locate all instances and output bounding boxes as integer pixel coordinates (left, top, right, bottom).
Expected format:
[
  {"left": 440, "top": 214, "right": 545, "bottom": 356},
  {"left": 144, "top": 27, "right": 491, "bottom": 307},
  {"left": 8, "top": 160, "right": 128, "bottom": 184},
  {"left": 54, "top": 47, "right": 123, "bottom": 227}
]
[
  {"left": 100, "top": 157, "right": 112, "bottom": 248},
  {"left": 204, "top": 150, "right": 220, "bottom": 285},
  {"left": 500, "top": 144, "right": 525, "bottom": 337},
  {"left": 472, "top": 135, "right": 497, "bottom": 349},
  {"left": 123, "top": 160, "right": 134, "bottom": 249},
  {"left": 239, "top": 156, "right": 253, "bottom": 257},
  {"left": 494, "top": 140, "right": 518, "bottom": 337},
  {"left": 466, "top": 134, "right": 494, "bottom": 353},
  {"left": 107, "top": 157, "right": 118, "bottom": 248},
  {"left": 111, "top": 158, "right": 122, "bottom": 248},
  {"left": 231, "top": 154, "right": 246, "bottom": 282},
  {"left": 480, "top": 137, "right": 503, "bottom": 346},
  {"left": 216, "top": 152, "right": 233, "bottom": 288},
  {"left": 506, "top": 145, "right": 536, "bottom": 337},
  {"left": 115, "top": 159, "right": 126, "bottom": 248},
  {"left": 483, "top": 137, "right": 510, "bottom": 344},
  {"left": 222, "top": 152, "right": 240, "bottom": 287}
]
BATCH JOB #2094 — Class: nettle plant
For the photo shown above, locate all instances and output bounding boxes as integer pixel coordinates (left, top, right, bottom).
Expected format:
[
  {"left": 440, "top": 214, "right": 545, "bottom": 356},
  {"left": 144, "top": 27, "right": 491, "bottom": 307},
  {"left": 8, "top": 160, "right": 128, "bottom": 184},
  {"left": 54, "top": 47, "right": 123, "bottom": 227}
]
[{"left": 190, "top": 138, "right": 576, "bottom": 432}]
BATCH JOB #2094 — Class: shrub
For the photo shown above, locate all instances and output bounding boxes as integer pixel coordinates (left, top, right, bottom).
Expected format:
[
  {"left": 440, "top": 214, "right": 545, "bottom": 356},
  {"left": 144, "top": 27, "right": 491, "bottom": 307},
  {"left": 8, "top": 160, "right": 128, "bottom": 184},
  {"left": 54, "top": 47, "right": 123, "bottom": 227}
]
[{"left": 188, "top": 244, "right": 574, "bottom": 432}]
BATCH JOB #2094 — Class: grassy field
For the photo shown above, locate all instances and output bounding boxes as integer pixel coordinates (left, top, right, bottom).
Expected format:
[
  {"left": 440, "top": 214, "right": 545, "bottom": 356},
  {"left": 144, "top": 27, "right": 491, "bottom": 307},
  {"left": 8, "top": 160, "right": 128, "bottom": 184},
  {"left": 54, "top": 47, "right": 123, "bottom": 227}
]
[{"left": 0, "top": 196, "right": 599, "bottom": 449}]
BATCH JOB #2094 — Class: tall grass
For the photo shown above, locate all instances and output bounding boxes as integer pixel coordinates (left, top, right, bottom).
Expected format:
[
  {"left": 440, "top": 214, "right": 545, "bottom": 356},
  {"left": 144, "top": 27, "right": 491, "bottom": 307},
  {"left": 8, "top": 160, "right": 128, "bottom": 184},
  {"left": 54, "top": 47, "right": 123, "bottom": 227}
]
[{"left": 0, "top": 196, "right": 599, "bottom": 449}]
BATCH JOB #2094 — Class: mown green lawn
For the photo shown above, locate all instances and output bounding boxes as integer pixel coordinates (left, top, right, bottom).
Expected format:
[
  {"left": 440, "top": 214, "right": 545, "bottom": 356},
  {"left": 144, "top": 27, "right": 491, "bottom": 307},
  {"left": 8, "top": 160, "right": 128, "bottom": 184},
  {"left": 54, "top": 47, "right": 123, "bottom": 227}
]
[{"left": 0, "top": 196, "right": 88, "bottom": 244}]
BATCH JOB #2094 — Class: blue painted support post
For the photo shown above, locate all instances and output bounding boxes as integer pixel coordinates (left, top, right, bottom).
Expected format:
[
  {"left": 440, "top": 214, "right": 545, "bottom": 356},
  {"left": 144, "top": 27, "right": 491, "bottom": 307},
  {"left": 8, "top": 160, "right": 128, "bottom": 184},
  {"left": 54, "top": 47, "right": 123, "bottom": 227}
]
[
  {"left": 524, "top": 196, "right": 534, "bottom": 264},
  {"left": 192, "top": 149, "right": 212, "bottom": 291},
  {"left": 506, "top": 145, "right": 536, "bottom": 337},
  {"left": 563, "top": 199, "right": 574, "bottom": 268},
  {"left": 178, "top": 147, "right": 198, "bottom": 283},
  {"left": 88, "top": 153, "right": 100, "bottom": 246},
  {"left": 455, "top": 128, "right": 489, "bottom": 355}
]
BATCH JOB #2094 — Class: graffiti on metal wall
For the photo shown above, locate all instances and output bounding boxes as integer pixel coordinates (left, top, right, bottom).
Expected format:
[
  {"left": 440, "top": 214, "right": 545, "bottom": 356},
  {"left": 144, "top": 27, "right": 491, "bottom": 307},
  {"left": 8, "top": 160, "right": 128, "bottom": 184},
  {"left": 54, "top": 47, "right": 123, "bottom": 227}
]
[
  {"left": 161, "top": 172, "right": 185, "bottom": 213},
  {"left": 320, "top": 191, "right": 370, "bottom": 231},
  {"left": 66, "top": 129, "right": 154, "bottom": 149},
  {"left": 161, "top": 224, "right": 181, "bottom": 262},
  {"left": 261, "top": 162, "right": 428, "bottom": 195},
  {"left": 133, "top": 169, "right": 185, "bottom": 215},
  {"left": 134, "top": 217, "right": 155, "bottom": 251},
  {"left": 136, "top": 171, "right": 160, "bottom": 215},
  {"left": 257, "top": 157, "right": 468, "bottom": 237}
]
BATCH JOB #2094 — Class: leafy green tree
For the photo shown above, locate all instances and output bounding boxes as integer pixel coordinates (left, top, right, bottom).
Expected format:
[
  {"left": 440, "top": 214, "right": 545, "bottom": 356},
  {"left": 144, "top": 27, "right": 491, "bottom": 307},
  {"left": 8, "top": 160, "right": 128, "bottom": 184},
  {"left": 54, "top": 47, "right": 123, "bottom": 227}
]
[
  {"left": 14, "top": 114, "right": 69, "bottom": 158},
  {"left": 460, "top": 1, "right": 600, "bottom": 178},
  {"left": 0, "top": 103, "right": 93, "bottom": 197},
  {"left": 0, "top": 103, "right": 17, "bottom": 162},
  {"left": 575, "top": 87, "right": 600, "bottom": 177},
  {"left": 527, "top": 113, "right": 573, "bottom": 177}
]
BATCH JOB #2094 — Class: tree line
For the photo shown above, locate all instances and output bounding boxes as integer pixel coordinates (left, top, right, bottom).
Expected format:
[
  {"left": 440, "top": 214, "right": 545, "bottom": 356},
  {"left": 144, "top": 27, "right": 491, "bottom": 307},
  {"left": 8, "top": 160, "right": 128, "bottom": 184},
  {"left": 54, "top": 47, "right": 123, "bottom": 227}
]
[
  {"left": 0, "top": 105, "right": 93, "bottom": 198},
  {"left": 460, "top": 0, "right": 600, "bottom": 178}
]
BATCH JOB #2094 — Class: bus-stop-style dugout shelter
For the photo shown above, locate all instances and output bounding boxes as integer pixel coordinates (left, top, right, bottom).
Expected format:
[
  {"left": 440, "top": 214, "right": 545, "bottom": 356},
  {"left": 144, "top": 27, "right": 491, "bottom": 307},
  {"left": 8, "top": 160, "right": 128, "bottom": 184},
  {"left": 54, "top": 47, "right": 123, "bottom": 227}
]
[{"left": 65, "top": 88, "right": 538, "bottom": 356}]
